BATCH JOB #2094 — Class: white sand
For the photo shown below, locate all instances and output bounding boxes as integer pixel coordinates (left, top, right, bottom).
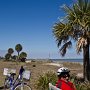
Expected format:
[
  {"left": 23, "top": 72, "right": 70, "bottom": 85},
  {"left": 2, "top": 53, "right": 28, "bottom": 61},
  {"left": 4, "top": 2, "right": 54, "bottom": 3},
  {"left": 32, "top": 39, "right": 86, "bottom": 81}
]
[{"left": 43, "top": 62, "right": 63, "bottom": 67}]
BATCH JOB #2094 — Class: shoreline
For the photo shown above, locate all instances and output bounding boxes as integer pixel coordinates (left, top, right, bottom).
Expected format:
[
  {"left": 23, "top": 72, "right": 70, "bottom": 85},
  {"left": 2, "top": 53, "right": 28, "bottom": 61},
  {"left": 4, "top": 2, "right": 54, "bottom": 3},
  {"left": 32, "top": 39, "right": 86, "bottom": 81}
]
[{"left": 26, "top": 59, "right": 83, "bottom": 65}]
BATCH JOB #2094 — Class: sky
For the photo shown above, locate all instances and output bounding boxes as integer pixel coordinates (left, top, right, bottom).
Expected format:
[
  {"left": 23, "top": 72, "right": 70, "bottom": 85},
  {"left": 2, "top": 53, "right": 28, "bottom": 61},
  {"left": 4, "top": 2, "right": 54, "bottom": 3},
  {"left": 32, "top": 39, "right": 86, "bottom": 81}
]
[{"left": 0, "top": 0, "right": 83, "bottom": 59}]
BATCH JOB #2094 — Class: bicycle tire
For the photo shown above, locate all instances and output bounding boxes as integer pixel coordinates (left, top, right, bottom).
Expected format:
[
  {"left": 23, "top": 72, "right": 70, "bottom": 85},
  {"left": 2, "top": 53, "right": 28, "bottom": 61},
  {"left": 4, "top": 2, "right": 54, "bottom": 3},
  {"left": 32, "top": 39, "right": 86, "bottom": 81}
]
[{"left": 13, "top": 83, "right": 31, "bottom": 90}]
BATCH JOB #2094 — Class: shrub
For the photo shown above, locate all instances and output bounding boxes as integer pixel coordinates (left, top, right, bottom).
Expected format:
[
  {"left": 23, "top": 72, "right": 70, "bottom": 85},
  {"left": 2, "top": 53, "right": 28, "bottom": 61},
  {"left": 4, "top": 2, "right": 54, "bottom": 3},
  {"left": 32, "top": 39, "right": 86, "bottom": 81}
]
[
  {"left": 70, "top": 74, "right": 90, "bottom": 90},
  {"left": 36, "top": 71, "right": 57, "bottom": 90}
]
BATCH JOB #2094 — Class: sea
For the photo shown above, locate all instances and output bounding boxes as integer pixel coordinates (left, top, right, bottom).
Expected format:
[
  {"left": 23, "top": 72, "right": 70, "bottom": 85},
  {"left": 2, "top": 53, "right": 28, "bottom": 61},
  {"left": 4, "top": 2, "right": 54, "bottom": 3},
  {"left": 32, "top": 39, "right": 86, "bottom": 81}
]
[
  {"left": 29, "top": 58, "right": 83, "bottom": 64},
  {"left": 50, "top": 59, "right": 83, "bottom": 63},
  {"left": 48, "top": 59, "right": 83, "bottom": 65}
]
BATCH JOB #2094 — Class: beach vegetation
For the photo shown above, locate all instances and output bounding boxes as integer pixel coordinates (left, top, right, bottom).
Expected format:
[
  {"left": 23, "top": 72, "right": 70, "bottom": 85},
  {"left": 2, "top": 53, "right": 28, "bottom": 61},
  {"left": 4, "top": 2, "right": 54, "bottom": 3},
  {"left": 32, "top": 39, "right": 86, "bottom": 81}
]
[
  {"left": 19, "top": 52, "right": 27, "bottom": 62},
  {"left": 70, "top": 74, "right": 90, "bottom": 90},
  {"left": 53, "top": 0, "right": 90, "bottom": 81},
  {"left": 12, "top": 55, "right": 17, "bottom": 61},
  {"left": 5, "top": 48, "right": 14, "bottom": 60},
  {"left": 15, "top": 44, "right": 23, "bottom": 59},
  {"left": 36, "top": 71, "right": 57, "bottom": 90},
  {"left": 8, "top": 48, "right": 14, "bottom": 54},
  {"left": 5, "top": 53, "right": 11, "bottom": 60},
  {"left": 19, "top": 52, "right": 27, "bottom": 58},
  {"left": 4, "top": 44, "right": 27, "bottom": 62}
]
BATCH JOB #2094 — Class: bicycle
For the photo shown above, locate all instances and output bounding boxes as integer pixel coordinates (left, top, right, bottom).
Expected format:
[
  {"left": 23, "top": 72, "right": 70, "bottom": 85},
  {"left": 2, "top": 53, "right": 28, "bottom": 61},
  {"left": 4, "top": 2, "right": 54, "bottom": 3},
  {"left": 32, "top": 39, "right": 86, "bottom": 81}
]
[{"left": 3, "top": 66, "right": 31, "bottom": 90}]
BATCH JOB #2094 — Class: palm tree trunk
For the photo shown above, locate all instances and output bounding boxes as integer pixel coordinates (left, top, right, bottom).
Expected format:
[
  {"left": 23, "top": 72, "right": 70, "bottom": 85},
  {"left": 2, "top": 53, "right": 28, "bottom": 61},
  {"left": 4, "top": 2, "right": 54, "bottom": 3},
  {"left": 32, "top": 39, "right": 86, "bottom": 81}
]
[
  {"left": 18, "top": 52, "right": 19, "bottom": 60},
  {"left": 83, "top": 38, "right": 90, "bottom": 81}
]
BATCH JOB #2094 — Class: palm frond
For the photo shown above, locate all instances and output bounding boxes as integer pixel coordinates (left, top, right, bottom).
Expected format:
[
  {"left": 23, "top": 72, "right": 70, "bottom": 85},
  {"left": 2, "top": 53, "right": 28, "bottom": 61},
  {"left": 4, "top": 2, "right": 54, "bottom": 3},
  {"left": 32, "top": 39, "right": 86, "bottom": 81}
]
[
  {"left": 76, "top": 37, "right": 87, "bottom": 53},
  {"left": 78, "top": 0, "right": 83, "bottom": 10},
  {"left": 60, "top": 41, "right": 72, "bottom": 56},
  {"left": 53, "top": 22, "right": 73, "bottom": 47}
]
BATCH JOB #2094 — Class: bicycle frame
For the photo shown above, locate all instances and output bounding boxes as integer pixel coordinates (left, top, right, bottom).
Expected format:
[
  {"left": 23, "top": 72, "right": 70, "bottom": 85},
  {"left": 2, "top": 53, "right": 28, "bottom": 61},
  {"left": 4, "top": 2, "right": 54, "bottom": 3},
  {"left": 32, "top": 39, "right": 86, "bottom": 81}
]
[{"left": 5, "top": 73, "right": 24, "bottom": 90}]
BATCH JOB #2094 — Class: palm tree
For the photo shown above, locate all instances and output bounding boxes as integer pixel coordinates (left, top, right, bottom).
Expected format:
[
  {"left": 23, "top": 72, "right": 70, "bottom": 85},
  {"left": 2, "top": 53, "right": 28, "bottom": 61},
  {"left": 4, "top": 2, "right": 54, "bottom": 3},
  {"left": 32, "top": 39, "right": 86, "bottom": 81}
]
[
  {"left": 53, "top": 0, "right": 90, "bottom": 81},
  {"left": 12, "top": 55, "right": 17, "bottom": 61},
  {"left": 5, "top": 53, "right": 11, "bottom": 60},
  {"left": 19, "top": 52, "right": 27, "bottom": 58},
  {"left": 19, "top": 52, "right": 27, "bottom": 62},
  {"left": 15, "top": 44, "right": 23, "bottom": 59},
  {"left": 8, "top": 48, "right": 14, "bottom": 60},
  {"left": 8, "top": 48, "right": 14, "bottom": 55}
]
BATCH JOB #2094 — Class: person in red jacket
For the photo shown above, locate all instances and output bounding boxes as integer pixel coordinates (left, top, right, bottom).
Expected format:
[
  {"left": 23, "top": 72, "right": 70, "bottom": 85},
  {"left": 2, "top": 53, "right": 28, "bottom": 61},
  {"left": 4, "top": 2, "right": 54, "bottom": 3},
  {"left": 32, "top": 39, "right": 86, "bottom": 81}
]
[{"left": 56, "top": 67, "right": 76, "bottom": 90}]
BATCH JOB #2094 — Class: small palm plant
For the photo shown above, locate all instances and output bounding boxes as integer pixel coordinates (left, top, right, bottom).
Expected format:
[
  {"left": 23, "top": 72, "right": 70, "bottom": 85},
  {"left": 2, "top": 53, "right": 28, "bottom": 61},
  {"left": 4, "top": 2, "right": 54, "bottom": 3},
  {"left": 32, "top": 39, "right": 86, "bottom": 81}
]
[
  {"left": 36, "top": 71, "right": 57, "bottom": 90},
  {"left": 70, "top": 74, "right": 90, "bottom": 90},
  {"left": 81, "top": 81, "right": 90, "bottom": 90}
]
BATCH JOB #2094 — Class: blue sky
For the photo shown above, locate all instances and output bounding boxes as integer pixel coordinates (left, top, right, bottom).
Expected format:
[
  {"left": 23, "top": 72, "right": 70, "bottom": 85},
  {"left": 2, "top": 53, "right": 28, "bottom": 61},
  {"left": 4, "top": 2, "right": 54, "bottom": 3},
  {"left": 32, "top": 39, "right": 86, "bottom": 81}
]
[{"left": 0, "top": 0, "right": 83, "bottom": 59}]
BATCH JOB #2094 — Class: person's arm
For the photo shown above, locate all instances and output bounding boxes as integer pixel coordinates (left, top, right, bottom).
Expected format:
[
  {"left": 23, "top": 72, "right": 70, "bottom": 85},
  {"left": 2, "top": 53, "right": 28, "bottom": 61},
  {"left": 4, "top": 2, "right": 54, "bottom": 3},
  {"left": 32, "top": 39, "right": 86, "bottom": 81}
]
[
  {"left": 49, "top": 83, "right": 61, "bottom": 90},
  {"left": 56, "top": 80, "right": 59, "bottom": 87},
  {"left": 71, "top": 83, "right": 76, "bottom": 90},
  {"left": 73, "top": 84, "right": 76, "bottom": 90},
  {"left": 56, "top": 80, "right": 62, "bottom": 89}
]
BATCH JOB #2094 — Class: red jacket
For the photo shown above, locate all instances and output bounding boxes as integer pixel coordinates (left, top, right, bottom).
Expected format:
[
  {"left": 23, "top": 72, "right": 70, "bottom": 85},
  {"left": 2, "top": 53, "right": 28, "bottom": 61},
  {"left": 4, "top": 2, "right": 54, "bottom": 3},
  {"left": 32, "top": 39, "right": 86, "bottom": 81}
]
[{"left": 56, "top": 79, "right": 76, "bottom": 90}]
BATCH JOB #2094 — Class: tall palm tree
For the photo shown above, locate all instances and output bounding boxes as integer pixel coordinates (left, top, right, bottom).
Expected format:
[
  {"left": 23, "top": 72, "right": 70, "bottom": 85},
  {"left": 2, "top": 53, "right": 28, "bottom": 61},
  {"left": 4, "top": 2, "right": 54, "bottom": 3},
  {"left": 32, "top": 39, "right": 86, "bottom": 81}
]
[
  {"left": 53, "top": 0, "right": 90, "bottom": 81},
  {"left": 15, "top": 44, "right": 23, "bottom": 59}
]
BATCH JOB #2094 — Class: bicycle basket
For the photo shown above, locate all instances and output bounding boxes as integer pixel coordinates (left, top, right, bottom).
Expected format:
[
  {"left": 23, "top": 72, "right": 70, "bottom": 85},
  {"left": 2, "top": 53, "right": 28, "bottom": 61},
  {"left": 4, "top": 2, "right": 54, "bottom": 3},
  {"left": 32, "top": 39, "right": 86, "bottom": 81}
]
[
  {"left": 3, "top": 68, "right": 16, "bottom": 76},
  {"left": 22, "top": 70, "right": 31, "bottom": 80}
]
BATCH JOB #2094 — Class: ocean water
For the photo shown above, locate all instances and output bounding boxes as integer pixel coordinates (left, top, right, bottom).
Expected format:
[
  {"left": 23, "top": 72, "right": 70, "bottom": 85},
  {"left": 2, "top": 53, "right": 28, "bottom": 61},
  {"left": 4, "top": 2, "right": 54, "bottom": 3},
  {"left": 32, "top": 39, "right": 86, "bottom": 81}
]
[
  {"left": 28, "top": 58, "right": 83, "bottom": 64},
  {"left": 50, "top": 59, "right": 83, "bottom": 63}
]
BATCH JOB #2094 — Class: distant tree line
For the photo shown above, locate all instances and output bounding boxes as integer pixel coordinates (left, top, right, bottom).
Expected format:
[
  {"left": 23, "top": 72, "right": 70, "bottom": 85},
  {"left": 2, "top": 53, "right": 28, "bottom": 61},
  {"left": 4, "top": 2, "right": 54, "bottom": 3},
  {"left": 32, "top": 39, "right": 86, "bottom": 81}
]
[{"left": 5, "top": 44, "right": 27, "bottom": 62}]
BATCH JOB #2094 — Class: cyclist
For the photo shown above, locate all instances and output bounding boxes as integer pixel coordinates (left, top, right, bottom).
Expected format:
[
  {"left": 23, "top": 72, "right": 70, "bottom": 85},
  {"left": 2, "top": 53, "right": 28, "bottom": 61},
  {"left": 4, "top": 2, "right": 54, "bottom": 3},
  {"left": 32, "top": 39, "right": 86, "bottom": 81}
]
[{"left": 56, "top": 67, "right": 76, "bottom": 90}]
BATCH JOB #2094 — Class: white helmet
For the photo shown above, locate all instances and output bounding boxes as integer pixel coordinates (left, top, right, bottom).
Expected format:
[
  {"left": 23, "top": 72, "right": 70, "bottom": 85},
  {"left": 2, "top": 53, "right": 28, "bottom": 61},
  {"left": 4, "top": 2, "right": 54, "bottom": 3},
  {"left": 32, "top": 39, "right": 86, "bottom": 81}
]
[{"left": 57, "top": 67, "right": 70, "bottom": 76}]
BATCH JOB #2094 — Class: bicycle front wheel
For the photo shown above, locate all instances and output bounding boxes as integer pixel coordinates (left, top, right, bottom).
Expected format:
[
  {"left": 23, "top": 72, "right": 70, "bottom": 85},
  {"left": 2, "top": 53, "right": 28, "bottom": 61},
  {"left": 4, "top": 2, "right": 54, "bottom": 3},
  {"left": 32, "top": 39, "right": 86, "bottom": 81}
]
[{"left": 13, "top": 83, "right": 31, "bottom": 90}]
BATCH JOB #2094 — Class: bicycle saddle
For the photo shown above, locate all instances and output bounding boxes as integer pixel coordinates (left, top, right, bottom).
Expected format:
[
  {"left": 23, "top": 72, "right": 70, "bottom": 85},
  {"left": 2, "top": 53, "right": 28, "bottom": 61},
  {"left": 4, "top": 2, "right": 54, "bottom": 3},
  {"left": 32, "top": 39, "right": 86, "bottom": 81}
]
[{"left": 11, "top": 73, "right": 16, "bottom": 76}]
